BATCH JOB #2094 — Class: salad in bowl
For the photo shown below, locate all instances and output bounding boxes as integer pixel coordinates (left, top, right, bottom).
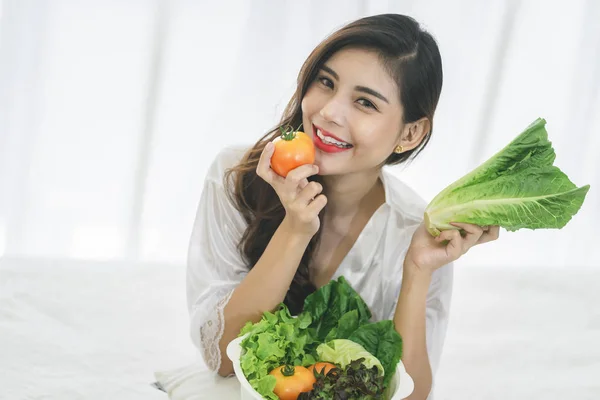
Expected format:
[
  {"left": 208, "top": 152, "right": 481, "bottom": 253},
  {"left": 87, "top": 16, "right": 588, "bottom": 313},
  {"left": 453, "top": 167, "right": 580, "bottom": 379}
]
[{"left": 226, "top": 277, "right": 414, "bottom": 399}]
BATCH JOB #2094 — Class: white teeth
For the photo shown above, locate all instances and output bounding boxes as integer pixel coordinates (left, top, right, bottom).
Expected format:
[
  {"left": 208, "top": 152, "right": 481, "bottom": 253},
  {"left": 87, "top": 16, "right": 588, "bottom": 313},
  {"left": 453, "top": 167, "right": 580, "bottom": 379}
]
[{"left": 316, "top": 128, "right": 352, "bottom": 148}]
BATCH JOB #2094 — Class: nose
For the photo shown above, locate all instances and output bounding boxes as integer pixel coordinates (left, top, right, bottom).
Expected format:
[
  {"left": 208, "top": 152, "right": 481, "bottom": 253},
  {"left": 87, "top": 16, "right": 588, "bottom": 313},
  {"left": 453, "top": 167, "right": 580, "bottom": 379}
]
[{"left": 319, "top": 97, "right": 345, "bottom": 126}]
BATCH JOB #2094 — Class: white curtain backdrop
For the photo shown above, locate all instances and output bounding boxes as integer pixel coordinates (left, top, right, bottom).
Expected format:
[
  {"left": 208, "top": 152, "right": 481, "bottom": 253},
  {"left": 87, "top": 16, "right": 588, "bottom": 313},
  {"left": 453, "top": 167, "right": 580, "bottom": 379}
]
[{"left": 1, "top": 0, "right": 599, "bottom": 268}]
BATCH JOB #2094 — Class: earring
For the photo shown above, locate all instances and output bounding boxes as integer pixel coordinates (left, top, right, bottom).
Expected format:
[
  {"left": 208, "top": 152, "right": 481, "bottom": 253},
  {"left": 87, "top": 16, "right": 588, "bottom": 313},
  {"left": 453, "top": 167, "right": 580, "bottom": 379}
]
[{"left": 394, "top": 145, "right": 404, "bottom": 154}]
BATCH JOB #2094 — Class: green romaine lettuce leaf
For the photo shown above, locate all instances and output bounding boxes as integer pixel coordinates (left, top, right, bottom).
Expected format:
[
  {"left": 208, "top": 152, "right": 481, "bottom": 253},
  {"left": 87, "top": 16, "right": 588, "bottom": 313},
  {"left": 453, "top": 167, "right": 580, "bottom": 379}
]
[
  {"left": 424, "top": 118, "right": 590, "bottom": 236},
  {"left": 303, "top": 276, "right": 371, "bottom": 341},
  {"left": 348, "top": 320, "right": 403, "bottom": 388},
  {"left": 324, "top": 309, "right": 361, "bottom": 342}
]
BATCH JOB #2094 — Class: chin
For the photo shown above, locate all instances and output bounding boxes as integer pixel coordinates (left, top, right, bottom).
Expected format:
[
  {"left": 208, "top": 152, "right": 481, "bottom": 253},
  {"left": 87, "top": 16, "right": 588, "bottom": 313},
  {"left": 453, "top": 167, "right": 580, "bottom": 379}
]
[{"left": 313, "top": 163, "right": 344, "bottom": 177}]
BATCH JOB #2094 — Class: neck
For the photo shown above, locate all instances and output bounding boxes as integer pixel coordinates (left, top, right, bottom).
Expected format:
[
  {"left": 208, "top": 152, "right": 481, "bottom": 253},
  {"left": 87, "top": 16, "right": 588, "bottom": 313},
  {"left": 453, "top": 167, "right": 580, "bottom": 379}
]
[{"left": 322, "top": 168, "right": 385, "bottom": 221}]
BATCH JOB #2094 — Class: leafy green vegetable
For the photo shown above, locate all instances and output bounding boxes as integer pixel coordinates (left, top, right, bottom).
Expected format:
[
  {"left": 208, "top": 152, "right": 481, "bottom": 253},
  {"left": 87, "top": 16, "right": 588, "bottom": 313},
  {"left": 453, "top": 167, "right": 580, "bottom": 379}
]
[
  {"left": 424, "top": 118, "right": 590, "bottom": 236},
  {"left": 324, "top": 310, "right": 361, "bottom": 342},
  {"left": 255, "top": 375, "right": 278, "bottom": 397},
  {"left": 348, "top": 320, "right": 403, "bottom": 388},
  {"left": 238, "top": 305, "right": 316, "bottom": 400},
  {"left": 238, "top": 277, "right": 404, "bottom": 398},
  {"left": 303, "top": 276, "right": 371, "bottom": 342},
  {"left": 298, "top": 358, "right": 385, "bottom": 399},
  {"left": 316, "top": 339, "right": 384, "bottom": 376}
]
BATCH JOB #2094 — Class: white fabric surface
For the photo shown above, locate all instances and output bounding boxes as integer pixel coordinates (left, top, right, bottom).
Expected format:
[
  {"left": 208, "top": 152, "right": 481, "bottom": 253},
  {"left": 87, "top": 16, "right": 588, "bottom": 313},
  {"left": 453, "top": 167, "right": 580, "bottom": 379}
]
[
  {"left": 0, "top": 258, "right": 193, "bottom": 399},
  {"left": 154, "top": 363, "right": 239, "bottom": 400},
  {"left": 186, "top": 146, "right": 453, "bottom": 396},
  {"left": 1, "top": 257, "right": 599, "bottom": 399}
]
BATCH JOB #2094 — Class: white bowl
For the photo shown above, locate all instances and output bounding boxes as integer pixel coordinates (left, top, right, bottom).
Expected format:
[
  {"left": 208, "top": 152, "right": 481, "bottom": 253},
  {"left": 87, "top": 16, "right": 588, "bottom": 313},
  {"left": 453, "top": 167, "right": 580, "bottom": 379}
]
[{"left": 226, "top": 334, "right": 414, "bottom": 400}]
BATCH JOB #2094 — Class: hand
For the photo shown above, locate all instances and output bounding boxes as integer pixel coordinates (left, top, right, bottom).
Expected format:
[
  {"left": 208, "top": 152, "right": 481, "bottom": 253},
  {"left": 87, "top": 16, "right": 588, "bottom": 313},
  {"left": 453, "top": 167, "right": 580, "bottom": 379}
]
[
  {"left": 256, "top": 141, "right": 327, "bottom": 236},
  {"left": 405, "top": 222, "right": 500, "bottom": 275}
]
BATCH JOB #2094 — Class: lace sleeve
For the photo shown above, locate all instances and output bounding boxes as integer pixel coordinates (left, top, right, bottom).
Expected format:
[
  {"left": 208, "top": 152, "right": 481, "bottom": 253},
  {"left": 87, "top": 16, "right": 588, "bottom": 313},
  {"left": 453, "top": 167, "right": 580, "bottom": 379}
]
[
  {"left": 191, "top": 285, "right": 236, "bottom": 372},
  {"left": 186, "top": 147, "right": 249, "bottom": 373}
]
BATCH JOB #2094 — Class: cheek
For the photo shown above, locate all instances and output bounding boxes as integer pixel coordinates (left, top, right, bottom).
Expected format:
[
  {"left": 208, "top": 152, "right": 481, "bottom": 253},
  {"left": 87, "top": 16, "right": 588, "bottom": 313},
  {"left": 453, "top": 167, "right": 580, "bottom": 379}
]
[
  {"left": 300, "top": 99, "right": 311, "bottom": 134},
  {"left": 353, "top": 119, "right": 390, "bottom": 147},
  {"left": 303, "top": 86, "right": 333, "bottom": 120},
  {"left": 301, "top": 87, "right": 317, "bottom": 115},
  {"left": 300, "top": 96, "right": 308, "bottom": 116}
]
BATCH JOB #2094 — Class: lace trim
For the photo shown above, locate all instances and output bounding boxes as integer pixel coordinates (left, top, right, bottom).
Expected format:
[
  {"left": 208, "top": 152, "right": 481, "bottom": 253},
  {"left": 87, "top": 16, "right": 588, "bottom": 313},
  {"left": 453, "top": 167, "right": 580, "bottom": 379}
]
[{"left": 198, "top": 288, "right": 235, "bottom": 373}]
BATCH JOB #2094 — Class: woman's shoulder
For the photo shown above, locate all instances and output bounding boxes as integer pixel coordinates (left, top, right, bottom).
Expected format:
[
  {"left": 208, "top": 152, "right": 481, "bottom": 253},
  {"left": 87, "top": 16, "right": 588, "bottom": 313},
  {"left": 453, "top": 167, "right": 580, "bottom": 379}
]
[{"left": 380, "top": 168, "right": 428, "bottom": 226}]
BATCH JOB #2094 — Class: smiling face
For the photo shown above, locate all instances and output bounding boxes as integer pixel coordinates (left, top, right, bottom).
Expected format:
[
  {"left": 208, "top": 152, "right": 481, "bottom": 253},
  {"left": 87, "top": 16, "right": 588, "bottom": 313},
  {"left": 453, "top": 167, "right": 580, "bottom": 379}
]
[{"left": 301, "top": 47, "right": 404, "bottom": 176}]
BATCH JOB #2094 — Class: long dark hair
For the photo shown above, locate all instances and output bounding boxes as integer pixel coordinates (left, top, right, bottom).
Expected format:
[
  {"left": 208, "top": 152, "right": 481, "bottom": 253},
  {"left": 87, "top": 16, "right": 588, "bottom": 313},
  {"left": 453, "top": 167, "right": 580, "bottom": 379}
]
[{"left": 224, "top": 14, "right": 443, "bottom": 315}]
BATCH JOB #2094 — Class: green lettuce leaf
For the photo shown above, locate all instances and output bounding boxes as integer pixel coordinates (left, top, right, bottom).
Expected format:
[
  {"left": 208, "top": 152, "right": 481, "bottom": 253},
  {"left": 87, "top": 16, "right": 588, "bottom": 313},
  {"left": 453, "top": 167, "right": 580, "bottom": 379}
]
[
  {"left": 316, "top": 339, "right": 384, "bottom": 375},
  {"left": 348, "top": 320, "right": 403, "bottom": 388},
  {"left": 424, "top": 118, "right": 590, "bottom": 236},
  {"left": 324, "top": 309, "right": 361, "bottom": 342},
  {"left": 255, "top": 375, "right": 277, "bottom": 398},
  {"left": 239, "top": 304, "right": 316, "bottom": 399},
  {"left": 303, "top": 276, "right": 372, "bottom": 342}
]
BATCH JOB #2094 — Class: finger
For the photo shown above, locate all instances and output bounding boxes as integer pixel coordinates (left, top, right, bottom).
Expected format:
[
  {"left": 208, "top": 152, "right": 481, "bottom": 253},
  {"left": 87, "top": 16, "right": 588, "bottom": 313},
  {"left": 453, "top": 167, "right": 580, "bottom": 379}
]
[
  {"left": 477, "top": 225, "right": 500, "bottom": 244},
  {"left": 295, "top": 181, "right": 323, "bottom": 206},
  {"left": 284, "top": 164, "right": 319, "bottom": 193},
  {"left": 489, "top": 225, "right": 500, "bottom": 238},
  {"left": 306, "top": 193, "right": 328, "bottom": 215},
  {"left": 435, "top": 229, "right": 464, "bottom": 260},
  {"left": 256, "top": 142, "right": 283, "bottom": 185},
  {"left": 297, "top": 178, "right": 309, "bottom": 193},
  {"left": 450, "top": 222, "right": 484, "bottom": 249}
]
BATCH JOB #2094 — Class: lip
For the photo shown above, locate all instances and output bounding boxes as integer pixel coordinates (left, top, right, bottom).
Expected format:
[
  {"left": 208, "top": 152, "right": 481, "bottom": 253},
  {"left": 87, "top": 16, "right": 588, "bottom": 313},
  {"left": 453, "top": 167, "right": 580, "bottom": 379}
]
[
  {"left": 313, "top": 124, "right": 350, "bottom": 144},
  {"left": 312, "top": 124, "right": 353, "bottom": 154}
]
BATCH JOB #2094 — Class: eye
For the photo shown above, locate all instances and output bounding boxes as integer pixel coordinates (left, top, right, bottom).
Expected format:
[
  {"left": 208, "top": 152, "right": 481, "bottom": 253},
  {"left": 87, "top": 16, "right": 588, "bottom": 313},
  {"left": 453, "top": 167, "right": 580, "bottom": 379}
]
[
  {"left": 357, "top": 98, "right": 377, "bottom": 110},
  {"left": 317, "top": 76, "right": 334, "bottom": 89}
]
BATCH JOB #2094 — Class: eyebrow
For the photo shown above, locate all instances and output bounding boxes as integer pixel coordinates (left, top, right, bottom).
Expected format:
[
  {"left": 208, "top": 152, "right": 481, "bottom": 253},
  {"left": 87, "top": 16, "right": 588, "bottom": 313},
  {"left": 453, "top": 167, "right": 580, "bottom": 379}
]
[{"left": 321, "top": 65, "right": 390, "bottom": 104}]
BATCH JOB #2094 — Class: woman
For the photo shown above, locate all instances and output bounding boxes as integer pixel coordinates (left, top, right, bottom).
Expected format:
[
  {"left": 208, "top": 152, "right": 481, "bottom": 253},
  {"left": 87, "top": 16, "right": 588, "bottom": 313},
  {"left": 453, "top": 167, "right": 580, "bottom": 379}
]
[{"left": 186, "top": 14, "right": 499, "bottom": 399}]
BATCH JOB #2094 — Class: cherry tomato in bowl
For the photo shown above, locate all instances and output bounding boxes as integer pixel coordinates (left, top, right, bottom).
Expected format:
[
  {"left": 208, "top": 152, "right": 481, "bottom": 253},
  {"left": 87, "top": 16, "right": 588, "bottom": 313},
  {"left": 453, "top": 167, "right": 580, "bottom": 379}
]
[
  {"left": 308, "top": 362, "right": 338, "bottom": 376},
  {"left": 269, "top": 365, "right": 316, "bottom": 400}
]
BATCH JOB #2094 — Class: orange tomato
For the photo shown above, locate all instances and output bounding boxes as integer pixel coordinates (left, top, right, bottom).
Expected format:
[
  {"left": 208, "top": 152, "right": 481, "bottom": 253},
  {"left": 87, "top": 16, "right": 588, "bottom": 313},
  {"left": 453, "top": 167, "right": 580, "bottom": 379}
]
[
  {"left": 271, "top": 129, "right": 315, "bottom": 178},
  {"left": 269, "top": 365, "right": 316, "bottom": 400},
  {"left": 308, "top": 362, "right": 337, "bottom": 376}
]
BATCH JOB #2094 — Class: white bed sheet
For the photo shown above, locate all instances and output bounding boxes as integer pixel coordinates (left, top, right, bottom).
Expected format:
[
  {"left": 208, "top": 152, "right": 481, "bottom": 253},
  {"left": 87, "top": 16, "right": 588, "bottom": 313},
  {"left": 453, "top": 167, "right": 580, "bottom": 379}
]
[
  {"left": 0, "top": 258, "right": 195, "bottom": 399},
  {"left": 1, "top": 257, "right": 599, "bottom": 399}
]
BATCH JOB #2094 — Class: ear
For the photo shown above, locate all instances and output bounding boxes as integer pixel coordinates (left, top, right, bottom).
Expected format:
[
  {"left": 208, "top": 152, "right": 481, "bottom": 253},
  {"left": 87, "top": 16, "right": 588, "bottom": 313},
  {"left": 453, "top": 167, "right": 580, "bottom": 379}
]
[{"left": 397, "top": 117, "right": 430, "bottom": 151}]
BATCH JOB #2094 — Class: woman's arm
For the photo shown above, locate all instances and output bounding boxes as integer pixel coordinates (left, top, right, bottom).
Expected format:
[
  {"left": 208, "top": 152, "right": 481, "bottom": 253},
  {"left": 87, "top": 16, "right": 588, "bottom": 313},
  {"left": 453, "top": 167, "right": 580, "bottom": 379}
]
[
  {"left": 217, "top": 218, "right": 312, "bottom": 376},
  {"left": 394, "top": 222, "right": 500, "bottom": 399},
  {"left": 216, "top": 144, "right": 326, "bottom": 376},
  {"left": 393, "top": 261, "right": 434, "bottom": 399}
]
